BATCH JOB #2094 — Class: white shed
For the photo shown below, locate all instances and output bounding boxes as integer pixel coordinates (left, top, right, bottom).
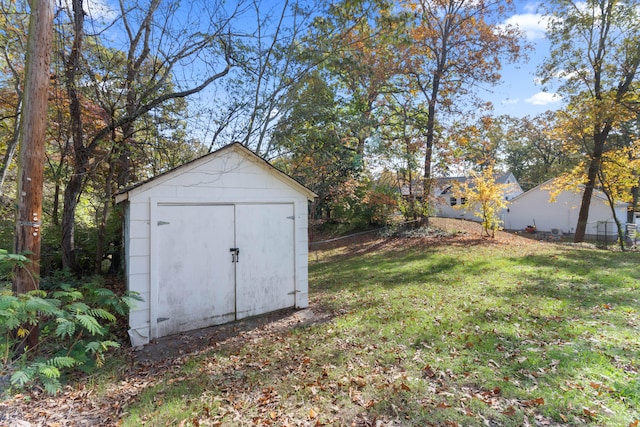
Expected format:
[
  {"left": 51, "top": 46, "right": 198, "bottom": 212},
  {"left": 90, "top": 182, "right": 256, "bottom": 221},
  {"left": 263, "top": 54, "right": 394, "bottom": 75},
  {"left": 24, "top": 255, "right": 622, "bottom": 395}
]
[
  {"left": 504, "top": 179, "right": 628, "bottom": 237},
  {"left": 115, "top": 143, "right": 316, "bottom": 346}
]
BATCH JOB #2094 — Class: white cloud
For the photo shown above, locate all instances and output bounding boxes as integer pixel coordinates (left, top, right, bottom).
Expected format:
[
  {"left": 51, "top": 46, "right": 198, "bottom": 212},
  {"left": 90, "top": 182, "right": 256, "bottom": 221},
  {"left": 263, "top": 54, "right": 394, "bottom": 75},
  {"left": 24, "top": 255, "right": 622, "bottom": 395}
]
[
  {"left": 503, "top": 13, "right": 551, "bottom": 40},
  {"left": 526, "top": 92, "right": 562, "bottom": 105},
  {"left": 88, "top": 0, "right": 118, "bottom": 21}
]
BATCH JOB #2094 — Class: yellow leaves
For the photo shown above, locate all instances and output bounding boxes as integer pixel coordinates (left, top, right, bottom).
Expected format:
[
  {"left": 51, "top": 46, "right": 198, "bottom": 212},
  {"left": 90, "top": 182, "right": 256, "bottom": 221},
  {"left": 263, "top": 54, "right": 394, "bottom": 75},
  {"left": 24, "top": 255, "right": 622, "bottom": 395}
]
[
  {"left": 452, "top": 163, "right": 509, "bottom": 237},
  {"left": 16, "top": 326, "right": 30, "bottom": 338}
]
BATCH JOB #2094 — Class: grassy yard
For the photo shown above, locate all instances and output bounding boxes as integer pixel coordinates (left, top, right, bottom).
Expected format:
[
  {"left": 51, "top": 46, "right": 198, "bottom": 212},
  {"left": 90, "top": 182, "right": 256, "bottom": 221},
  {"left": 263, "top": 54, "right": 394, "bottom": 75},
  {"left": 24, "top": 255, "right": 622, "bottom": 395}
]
[{"left": 3, "top": 219, "right": 640, "bottom": 426}]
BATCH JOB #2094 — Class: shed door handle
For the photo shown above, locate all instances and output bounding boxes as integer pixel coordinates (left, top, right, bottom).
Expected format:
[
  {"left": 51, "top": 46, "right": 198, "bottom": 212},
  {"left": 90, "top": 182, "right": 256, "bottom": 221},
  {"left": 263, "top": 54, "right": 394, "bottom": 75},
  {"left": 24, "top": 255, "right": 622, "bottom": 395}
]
[{"left": 230, "top": 247, "right": 240, "bottom": 263}]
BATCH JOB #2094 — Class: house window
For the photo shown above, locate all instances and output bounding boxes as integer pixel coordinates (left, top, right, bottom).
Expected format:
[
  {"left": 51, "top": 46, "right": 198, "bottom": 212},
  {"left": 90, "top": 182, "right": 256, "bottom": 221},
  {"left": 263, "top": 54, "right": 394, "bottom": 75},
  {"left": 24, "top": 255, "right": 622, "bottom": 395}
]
[
  {"left": 461, "top": 197, "right": 467, "bottom": 205},
  {"left": 450, "top": 197, "right": 457, "bottom": 206}
]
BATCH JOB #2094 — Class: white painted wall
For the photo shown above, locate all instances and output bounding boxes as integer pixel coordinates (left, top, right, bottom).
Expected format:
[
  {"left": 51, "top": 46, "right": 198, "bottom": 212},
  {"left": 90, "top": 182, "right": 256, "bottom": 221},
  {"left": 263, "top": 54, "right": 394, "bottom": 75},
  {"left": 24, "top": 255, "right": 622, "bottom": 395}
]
[
  {"left": 504, "top": 182, "right": 627, "bottom": 236},
  {"left": 118, "top": 144, "right": 314, "bottom": 345},
  {"left": 432, "top": 172, "right": 524, "bottom": 222}
]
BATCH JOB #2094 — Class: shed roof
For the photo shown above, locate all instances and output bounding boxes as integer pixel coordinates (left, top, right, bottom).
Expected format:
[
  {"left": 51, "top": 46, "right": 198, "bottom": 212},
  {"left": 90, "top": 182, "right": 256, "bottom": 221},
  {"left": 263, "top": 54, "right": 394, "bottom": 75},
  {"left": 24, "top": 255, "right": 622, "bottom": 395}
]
[{"left": 115, "top": 142, "right": 317, "bottom": 203}]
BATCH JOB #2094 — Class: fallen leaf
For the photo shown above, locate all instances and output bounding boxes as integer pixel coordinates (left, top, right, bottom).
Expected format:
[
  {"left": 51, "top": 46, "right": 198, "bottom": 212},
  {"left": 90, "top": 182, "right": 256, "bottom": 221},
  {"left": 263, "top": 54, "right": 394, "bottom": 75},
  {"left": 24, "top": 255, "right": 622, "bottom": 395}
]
[
  {"left": 502, "top": 406, "right": 516, "bottom": 416},
  {"left": 436, "top": 402, "right": 451, "bottom": 409},
  {"left": 309, "top": 408, "right": 318, "bottom": 419},
  {"left": 559, "top": 414, "right": 567, "bottom": 422},
  {"left": 401, "top": 383, "right": 411, "bottom": 391},
  {"left": 583, "top": 408, "right": 597, "bottom": 418},
  {"left": 629, "top": 420, "right": 639, "bottom": 427},
  {"left": 522, "top": 397, "right": 544, "bottom": 407},
  {"left": 423, "top": 364, "right": 436, "bottom": 378}
]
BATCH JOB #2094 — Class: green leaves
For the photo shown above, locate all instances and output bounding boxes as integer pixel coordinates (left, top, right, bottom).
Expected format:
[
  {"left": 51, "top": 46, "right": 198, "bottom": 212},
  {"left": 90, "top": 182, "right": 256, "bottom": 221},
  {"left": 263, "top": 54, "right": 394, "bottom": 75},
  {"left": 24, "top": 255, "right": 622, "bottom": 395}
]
[
  {"left": 1, "top": 274, "right": 138, "bottom": 394},
  {"left": 74, "top": 314, "right": 105, "bottom": 336},
  {"left": 55, "top": 319, "right": 76, "bottom": 338}
]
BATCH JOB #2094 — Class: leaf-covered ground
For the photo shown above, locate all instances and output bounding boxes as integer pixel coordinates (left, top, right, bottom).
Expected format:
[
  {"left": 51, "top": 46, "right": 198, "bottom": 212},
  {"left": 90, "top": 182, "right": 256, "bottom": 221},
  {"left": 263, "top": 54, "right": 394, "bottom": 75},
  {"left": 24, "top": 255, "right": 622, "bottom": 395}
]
[{"left": 1, "top": 218, "right": 639, "bottom": 426}]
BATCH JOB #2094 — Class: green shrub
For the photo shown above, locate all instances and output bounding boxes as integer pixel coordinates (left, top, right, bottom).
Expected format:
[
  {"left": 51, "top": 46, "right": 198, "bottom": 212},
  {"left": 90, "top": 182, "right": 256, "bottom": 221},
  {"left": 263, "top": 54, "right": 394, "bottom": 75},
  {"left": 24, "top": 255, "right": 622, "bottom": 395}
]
[{"left": 0, "top": 250, "right": 141, "bottom": 394}]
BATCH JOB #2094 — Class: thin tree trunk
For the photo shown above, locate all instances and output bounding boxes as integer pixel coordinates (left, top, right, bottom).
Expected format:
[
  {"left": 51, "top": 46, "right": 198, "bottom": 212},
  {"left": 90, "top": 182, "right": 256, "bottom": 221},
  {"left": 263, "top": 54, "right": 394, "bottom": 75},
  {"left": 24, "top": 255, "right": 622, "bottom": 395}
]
[
  {"left": 60, "top": 0, "right": 85, "bottom": 271},
  {"left": 13, "top": 0, "right": 54, "bottom": 352},
  {"left": 422, "top": 72, "right": 441, "bottom": 226},
  {"left": 95, "top": 151, "right": 116, "bottom": 275},
  {"left": 597, "top": 169, "right": 625, "bottom": 250}
]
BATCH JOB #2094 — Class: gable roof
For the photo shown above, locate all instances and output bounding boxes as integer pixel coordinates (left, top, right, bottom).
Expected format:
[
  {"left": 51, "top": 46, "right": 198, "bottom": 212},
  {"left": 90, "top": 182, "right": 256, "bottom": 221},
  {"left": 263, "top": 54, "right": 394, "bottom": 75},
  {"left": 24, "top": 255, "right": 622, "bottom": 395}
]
[
  {"left": 115, "top": 142, "right": 317, "bottom": 203},
  {"left": 434, "top": 171, "right": 522, "bottom": 196}
]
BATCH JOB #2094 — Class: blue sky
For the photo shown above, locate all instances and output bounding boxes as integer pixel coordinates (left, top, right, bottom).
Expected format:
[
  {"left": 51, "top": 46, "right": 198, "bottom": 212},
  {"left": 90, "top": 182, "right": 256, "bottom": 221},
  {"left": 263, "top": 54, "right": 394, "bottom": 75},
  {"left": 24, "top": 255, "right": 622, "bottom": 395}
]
[
  {"left": 488, "top": 1, "right": 563, "bottom": 118},
  {"left": 83, "top": 0, "right": 562, "bottom": 120}
]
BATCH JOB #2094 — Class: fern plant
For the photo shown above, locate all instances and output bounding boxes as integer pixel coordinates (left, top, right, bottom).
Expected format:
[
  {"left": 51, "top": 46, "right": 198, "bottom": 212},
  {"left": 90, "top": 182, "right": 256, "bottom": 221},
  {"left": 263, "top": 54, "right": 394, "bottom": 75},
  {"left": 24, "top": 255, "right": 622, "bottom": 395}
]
[{"left": 1, "top": 250, "right": 141, "bottom": 394}]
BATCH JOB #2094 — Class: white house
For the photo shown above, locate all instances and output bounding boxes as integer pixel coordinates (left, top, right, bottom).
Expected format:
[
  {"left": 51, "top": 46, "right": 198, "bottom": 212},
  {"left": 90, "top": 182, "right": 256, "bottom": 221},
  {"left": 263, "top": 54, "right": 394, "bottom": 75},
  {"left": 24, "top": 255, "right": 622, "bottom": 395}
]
[
  {"left": 432, "top": 172, "right": 524, "bottom": 220},
  {"left": 504, "top": 179, "right": 628, "bottom": 237},
  {"left": 115, "top": 143, "right": 316, "bottom": 346}
]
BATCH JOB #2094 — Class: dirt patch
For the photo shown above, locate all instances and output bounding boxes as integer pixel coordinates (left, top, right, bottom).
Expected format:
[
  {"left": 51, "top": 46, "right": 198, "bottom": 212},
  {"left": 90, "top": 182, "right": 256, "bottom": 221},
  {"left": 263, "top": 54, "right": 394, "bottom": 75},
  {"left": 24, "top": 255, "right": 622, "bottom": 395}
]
[
  {"left": 310, "top": 217, "right": 548, "bottom": 263},
  {"left": 133, "top": 307, "right": 331, "bottom": 366}
]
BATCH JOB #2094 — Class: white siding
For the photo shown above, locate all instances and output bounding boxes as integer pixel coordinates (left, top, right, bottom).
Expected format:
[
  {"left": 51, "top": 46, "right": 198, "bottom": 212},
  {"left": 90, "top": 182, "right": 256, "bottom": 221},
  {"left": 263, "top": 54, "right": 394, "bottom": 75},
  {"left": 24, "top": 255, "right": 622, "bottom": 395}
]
[{"left": 504, "top": 184, "right": 627, "bottom": 235}]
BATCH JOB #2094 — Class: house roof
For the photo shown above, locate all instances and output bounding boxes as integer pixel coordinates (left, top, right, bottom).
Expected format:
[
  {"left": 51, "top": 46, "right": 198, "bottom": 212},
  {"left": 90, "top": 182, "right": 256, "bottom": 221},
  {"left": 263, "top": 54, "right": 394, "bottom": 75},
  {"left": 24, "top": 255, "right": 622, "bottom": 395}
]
[
  {"left": 434, "top": 171, "right": 520, "bottom": 195},
  {"left": 115, "top": 142, "right": 317, "bottom": 203}
]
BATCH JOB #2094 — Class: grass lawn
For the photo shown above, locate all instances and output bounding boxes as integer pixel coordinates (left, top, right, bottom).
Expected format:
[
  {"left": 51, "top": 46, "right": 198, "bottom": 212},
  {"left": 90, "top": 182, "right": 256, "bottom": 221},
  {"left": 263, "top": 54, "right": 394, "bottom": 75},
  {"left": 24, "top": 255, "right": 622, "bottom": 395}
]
[{"left": 3, "top": 219, "right": 640, "bottom": 426}]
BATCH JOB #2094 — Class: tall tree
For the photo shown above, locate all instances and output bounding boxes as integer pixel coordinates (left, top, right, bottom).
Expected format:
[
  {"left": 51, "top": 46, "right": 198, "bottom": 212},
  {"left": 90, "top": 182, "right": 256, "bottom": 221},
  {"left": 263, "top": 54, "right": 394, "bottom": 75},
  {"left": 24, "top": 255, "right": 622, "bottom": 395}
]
[
  {"left": 271, "top": 71, "right": 362, "bottom": 222},
  {"left": 403, "top": 0, "right": 526, "bottom": 210},
  {"left": 311, "top": 0, "right": 406, "bottom": 155},
  {"left": 540, "top": 0, "right": 640, "bottom": 242},
  {"left": 13, "top": 0, "right": 54, "bottom": 350},
  {"left": 57, "top": 0, "right": 235, "bottom": 271},
  {"left": 551, "top": 99, "right": 638, "bottom": 248},
  {"left": 197, "top": 0, "right": 320, "bottom": 156}
]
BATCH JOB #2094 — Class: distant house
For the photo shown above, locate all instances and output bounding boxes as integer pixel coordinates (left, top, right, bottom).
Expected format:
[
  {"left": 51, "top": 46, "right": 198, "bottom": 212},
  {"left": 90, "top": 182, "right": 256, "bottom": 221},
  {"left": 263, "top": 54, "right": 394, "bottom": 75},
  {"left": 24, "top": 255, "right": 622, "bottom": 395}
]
[
  {"left": 432, "top": 171, "right": 524, "bottom": 220},
  {"left": 503, "top": 179, "right": 628, "bottom": 237}
]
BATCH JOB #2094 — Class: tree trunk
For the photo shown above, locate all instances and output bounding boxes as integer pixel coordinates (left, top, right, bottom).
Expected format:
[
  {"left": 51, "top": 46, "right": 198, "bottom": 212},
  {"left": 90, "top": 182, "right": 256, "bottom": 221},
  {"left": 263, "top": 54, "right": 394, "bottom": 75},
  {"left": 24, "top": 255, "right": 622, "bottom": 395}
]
[
  {"left": 61, "top": 172, "right": 83, "bottom": 271},
  {"left": 95, "top": 158, "right": 116, "bottom": 275},
  {"left": 574, "top": 129, "right": 609, "bottom": 242},
  {"left": 13, "top": 0, "right": 54, "bottom": 352},
  {"left": 60, "top": 0, "right": 85, "bottom": 271},
  {"left": 422, "top": 72, "right": 441, "bottom": 226}
]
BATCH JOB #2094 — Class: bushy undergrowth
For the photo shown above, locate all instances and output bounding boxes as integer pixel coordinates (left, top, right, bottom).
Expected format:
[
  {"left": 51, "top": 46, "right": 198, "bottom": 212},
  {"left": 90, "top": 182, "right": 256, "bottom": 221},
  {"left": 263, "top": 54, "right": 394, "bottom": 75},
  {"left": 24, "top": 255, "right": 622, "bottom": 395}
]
[{"left": 0, "top": 250, "right": 140, "bottom": 394}]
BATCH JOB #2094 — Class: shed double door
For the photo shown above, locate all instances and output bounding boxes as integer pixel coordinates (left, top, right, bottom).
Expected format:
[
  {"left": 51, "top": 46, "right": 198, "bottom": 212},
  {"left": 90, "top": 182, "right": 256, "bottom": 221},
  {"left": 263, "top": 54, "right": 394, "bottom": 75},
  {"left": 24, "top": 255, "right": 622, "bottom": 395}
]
[{"left": 154, "top": 203, "right": 295, "bottom": 337}]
